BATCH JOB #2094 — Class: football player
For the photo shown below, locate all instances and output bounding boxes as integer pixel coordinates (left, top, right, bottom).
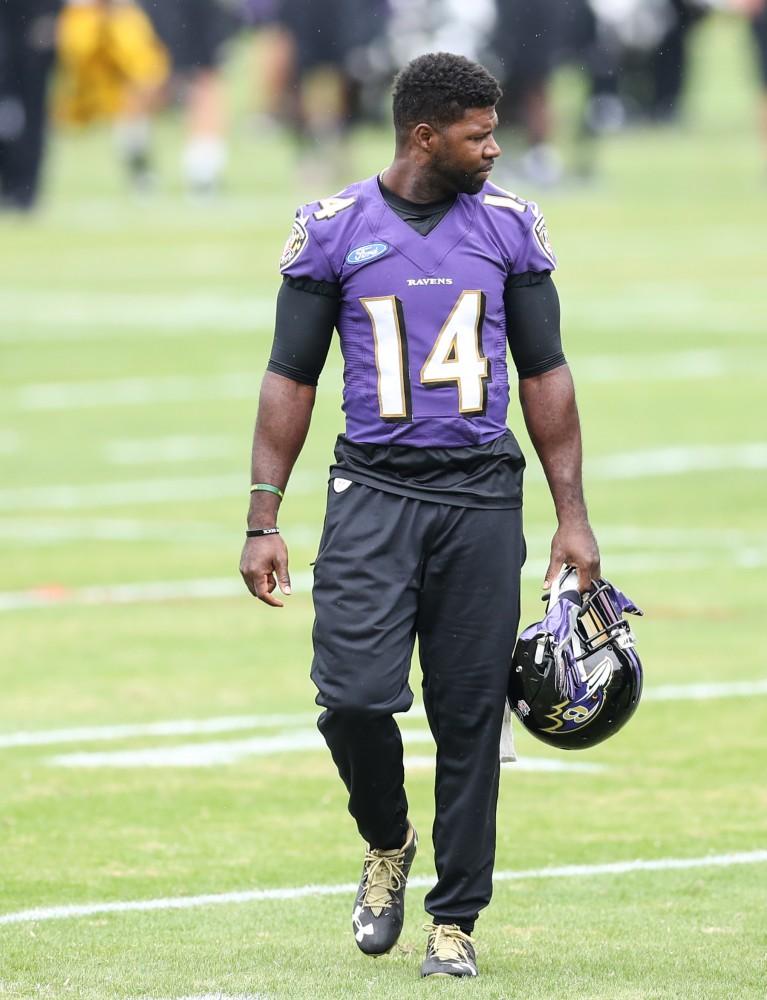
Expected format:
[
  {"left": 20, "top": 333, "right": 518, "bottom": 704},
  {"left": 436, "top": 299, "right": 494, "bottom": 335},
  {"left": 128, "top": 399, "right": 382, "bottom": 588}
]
[
  {"left": 0, "top": 0, "right": 61, "bottom": 211},
  {"left": 240, "top": 52, "right": 601, "bottom": 979}
]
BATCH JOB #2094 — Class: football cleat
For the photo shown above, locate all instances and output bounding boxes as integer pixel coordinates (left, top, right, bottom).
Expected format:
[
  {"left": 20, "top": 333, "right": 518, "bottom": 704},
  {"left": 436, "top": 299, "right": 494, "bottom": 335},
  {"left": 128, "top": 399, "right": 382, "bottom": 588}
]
[
  {"left": 351, "top": 821, "right": 417, "bottom": 955},
  {"left": 509, "top": 566, "right": 643, "bottom": 750},
  {"left": 421, "top": 923, "right": 478, "bottom": 978}
]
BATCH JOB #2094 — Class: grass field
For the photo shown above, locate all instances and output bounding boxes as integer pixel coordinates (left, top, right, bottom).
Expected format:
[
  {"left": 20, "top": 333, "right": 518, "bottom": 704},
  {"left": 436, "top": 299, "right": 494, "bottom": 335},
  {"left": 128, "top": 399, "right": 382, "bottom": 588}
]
[{"left": 1, "top": 15, "right": 766, "bottom": 1000}]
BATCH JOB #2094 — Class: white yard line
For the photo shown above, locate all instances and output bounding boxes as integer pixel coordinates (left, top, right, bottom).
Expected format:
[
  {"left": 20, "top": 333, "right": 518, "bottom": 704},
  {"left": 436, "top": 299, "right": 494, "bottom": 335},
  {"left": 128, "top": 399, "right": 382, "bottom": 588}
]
[
  {"left": 4, "top": 546, "right": 767, "bottom": 614},
  {"left": 0, "top": 714, "right": 324, "bottom": 749},
  {"left": 7, "top": 351, "right": 767, "bottom": 411},
  {"left": 0, "top": 576, "right": 270, "bottom": 612},
  {"left": 49, "top": 729, "right": 437, "bottom": 768},
  {"left": 0, "top": 473, "right": 318, "bottom": 512},
  {"left": 10, "top": 351, "right": 767, "bottom": 410},
  {"left": 587, "top": 443, "right": 767, "bottom": 479},
  {"left": 0, "top": 518, "right": 234, "bottom": 545},
  {"left": 0, "top": 518, "right": 321, "bottom": 548},
  {"left": 1, "top": 519, "right": 763, "bottom": 551},
  {"left": 571, "top": 349, "right": 729, "bottom": 381},
  {"left": 105, "top": 436, "right": 240, "bottom": 465},
  {"left": 0, "top": 292, "right": 274, "bottom": 340},
  {"left": 1, "top": 850, "right": 765, "bottom": 926},
  {"left": 643, "top": 680, "right": 767, "bottom": 701},
  {"left": 0, "top": 679, "right": 763, "bottom": 752},
  {"left": 47, "top": 736, "right": 606, "bottom": 771},
  {"left": 404, "top": 754, "right": 606, "bottom": 774},
  {"left": 16, "top": 374, "right": 262, "bottom": 411},
  {"left": 1, "top": 442, "right": 763, "bottom": 513}
]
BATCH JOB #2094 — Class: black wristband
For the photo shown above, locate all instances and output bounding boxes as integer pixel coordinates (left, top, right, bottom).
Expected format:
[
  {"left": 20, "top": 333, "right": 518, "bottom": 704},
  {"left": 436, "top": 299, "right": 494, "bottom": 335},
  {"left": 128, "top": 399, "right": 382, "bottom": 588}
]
[{"left": 246, "top": 527, "right": 280, "bottom": 538}]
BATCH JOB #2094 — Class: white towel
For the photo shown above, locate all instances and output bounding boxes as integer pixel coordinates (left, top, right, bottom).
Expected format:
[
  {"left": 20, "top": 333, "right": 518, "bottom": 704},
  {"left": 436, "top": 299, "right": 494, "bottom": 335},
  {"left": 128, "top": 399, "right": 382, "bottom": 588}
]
[{"left": 499, "top": 700, "right": 517, "bottom": 763}]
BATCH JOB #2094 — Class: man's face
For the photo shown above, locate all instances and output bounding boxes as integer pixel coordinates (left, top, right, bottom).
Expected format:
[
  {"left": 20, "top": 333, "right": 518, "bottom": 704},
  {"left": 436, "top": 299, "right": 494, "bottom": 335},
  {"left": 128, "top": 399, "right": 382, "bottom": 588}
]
[{"left": 429, "top": 106, "right": 501, "bottom": 195}]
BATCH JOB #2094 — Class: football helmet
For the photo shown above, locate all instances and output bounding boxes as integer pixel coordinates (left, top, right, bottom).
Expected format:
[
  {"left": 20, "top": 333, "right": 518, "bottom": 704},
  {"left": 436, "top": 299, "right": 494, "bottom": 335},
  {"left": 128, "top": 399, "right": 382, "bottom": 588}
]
[{"left": 509, "top": 566, "right": 643, "bottom": 750}]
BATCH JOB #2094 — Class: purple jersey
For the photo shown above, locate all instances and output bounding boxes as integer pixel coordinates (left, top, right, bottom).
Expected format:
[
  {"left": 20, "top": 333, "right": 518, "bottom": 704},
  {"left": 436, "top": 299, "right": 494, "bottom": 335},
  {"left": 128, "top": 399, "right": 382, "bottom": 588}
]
[{"left": 279, "top": 175, "right": 556, "bottom": 448}]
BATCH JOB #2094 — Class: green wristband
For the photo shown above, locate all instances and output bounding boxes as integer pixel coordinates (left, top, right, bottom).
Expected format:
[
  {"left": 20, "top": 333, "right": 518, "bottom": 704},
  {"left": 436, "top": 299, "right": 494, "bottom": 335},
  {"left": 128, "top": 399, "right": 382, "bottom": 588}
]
[{"left": 250, "top": 483, "right": 284, "bottom": 499}]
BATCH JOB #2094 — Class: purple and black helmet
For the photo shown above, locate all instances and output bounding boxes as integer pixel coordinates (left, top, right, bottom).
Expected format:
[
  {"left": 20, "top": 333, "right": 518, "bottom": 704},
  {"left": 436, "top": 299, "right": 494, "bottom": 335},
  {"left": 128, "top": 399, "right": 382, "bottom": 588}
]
[{"left": 509, "top": 567, "right": 644, "bottom": 750}]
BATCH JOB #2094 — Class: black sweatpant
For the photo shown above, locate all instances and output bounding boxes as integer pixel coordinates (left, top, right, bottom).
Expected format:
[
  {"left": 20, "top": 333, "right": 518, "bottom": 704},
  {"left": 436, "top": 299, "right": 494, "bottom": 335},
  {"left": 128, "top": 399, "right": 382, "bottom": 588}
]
[
  {"left": 0, "top": 0, "right": 60, "bottom": 210},
  {"left": 311, "top": 480, "right": 523, "bottom": 932}
]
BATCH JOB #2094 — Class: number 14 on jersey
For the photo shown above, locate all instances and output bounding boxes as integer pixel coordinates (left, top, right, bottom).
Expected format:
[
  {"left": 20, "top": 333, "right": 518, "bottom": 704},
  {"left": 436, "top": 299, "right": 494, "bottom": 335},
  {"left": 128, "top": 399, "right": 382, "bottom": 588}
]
[{"left": 360, "top": 290, "right": 489, "bottom": 420}]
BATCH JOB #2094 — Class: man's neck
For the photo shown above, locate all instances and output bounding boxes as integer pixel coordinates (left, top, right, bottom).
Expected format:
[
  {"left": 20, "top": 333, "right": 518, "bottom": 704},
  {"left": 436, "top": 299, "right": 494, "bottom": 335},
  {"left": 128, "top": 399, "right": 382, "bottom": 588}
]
[{"left": 380, "top": 160, "right": 456, "bottom": 204}]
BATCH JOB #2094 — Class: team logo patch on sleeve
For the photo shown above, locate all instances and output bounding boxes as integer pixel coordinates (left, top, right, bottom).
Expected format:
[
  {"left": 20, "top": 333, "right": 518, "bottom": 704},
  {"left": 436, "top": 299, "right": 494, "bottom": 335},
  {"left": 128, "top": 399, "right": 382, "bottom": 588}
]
[
  {"left": 346, "top": 242, "right": 389, "bottom": 266},
  {"left": 279, "top": 214, "right": 309, "bottom": 271},
  {"left": 533, "top": 215, "right": 557, "bottom": 267}
]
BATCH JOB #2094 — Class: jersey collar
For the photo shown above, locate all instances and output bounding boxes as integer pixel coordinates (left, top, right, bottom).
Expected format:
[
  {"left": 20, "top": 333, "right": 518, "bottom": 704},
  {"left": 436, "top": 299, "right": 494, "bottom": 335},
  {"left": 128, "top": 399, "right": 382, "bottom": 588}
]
[{"left": 358, "top": 174, "right": 479, "bottom": 275}]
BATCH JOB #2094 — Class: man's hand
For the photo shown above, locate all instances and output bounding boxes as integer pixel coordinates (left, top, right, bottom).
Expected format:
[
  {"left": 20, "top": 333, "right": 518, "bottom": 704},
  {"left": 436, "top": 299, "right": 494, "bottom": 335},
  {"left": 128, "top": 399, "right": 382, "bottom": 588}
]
[
  {"left": 240, "top": 534, "right": 292, "bottom": 608},
  {"left": 544, "top": 519, "right": 601, "bottom": 593}
]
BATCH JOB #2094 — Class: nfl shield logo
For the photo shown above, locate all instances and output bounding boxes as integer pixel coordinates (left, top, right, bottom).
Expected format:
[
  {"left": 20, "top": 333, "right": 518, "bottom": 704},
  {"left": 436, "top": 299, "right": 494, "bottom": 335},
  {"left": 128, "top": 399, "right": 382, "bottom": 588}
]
[{"left": 280, "top": 215, "right": 309, "bottom": 271}]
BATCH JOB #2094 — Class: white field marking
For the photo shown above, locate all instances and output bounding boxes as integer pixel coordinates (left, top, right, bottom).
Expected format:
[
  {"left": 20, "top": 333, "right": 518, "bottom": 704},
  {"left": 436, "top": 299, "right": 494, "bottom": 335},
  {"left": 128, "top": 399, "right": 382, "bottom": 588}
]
[
  {"left": 49, "top": 728, "right": 437, "bottom": 768},
  {"left": 16, "top": 374, "right": 261, "bottom": 411},
  {"left": 0, "top": 713, "right": 326, "bottom": 749},
  {"left": 8, "top": 351, "right": 764, "bottom": 412},
  {"left": 0, "top": 518, "right": 320, "bottom": 548},
  {"left": 568, "top": 524, "right": 767, "bottom": 549},
  {"left": 643, "top": 680, "right": 767, "bottom": 701},
  {"left": 564, "top": 285, "right": 766, "bottom": 336},
  {"left": 1, "top": 518, "right": 762, "bottom": 552},
  {"left": 0, "top": 518, "right": 231, "bottom": 545},
  {"left": 404, "top": 754, "right": 606, "bottom": 774},
  {"left": 105, "top": 435, "right": 239, "bottom": 465},
  {"left": 3, "top": 442, "right": 762, "bottom": 514},
  {"left": 0, "top": 520, "right": 763, "bottom": 555},
  {"left": 0, "top": 574, "right": 307, "bottom": 613},
  {"left": 0, "top": 292, "right": 274, "bottom": 340},
  {"left": 6, "top": 547, "right": 767, "bottom": 615},
  {"left": 49, "top": 738, "right": 602, "bottom": 774},
  {"left": 1, "top": 850, "right": 765, "bottom": 926},
  {"left": 0, "top": 472, "right": 316, "bottom": 512},
  {"left": 572, "top": 349, "right": 749, "bottom": 382},
  {"left": 586, "top": 443, "right": 767, "bottom": 480},
  {"left": 2, "top": 678, "right": 765, "bottom": 752}
]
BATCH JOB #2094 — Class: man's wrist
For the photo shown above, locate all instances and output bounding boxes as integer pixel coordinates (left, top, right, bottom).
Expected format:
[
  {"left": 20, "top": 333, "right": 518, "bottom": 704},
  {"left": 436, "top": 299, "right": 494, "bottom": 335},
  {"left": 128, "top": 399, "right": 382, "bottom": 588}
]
[
  {"left": 556, "top": 508, "right": 590, "bottom": 528},
  {"left": 247, "top": 493, "right": 280, "bottom": 529}
]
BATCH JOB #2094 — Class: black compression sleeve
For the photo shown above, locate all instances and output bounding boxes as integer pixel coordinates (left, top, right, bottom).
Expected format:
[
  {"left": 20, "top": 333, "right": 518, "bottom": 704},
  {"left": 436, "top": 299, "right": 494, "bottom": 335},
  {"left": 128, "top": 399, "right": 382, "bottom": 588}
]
[
  {"left": 504, "top": 271, "right": 567, "bottom": 379},
  {"left": 266, "top": 276, "right": 340, "bottom": 386}
]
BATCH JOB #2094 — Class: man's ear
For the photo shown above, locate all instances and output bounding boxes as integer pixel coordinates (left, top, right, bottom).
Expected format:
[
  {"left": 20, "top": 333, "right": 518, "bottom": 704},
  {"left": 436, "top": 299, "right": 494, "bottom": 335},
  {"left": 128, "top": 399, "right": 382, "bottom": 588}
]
[{"left": 412, "top": 122, "right": 437, "bottom": 153}]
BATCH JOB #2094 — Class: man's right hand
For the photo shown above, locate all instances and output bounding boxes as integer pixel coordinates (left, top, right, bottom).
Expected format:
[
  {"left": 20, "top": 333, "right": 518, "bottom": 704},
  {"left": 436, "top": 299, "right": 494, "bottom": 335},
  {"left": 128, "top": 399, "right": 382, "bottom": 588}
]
[{"left": 239, "top": 534, "right": 292, "bottom": 608}]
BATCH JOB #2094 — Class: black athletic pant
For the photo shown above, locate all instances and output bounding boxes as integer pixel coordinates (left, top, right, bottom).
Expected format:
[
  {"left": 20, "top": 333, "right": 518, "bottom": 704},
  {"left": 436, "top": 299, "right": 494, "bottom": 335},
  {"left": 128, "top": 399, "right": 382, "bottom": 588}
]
[
  {"left": 0, "top": 0, "right": 60, "bottom": 210},
  {"left": 312, "top": 481, "right": 523, "bottom": 932}
]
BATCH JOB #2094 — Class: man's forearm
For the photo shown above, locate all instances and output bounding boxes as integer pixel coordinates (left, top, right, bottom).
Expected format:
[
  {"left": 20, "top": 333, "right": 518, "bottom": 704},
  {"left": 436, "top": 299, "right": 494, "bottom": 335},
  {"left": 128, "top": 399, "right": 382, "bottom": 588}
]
[
  {"left": 246, "top": 371, "right": 316, "bottom": 529},
  {"left": 520, "top": 365, "right": 600, "bottom": 589},
  {"left": 519, "top": 365, "right": 587, "bottom": 523}
]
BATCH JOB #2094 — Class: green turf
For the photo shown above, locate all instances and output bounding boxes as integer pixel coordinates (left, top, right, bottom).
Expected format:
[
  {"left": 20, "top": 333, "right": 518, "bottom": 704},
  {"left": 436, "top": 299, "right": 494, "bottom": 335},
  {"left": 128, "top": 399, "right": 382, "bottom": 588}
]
[{"left": 1, "top": 14, "right": 766, "bottom": 999}]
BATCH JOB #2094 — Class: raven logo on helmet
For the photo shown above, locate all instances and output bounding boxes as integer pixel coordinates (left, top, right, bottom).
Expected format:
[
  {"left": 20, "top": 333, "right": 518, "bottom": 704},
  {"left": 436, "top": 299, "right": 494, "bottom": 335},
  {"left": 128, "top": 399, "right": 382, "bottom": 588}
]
[{"left": 509, "top": 567, "right": 643, "bottom": 750}]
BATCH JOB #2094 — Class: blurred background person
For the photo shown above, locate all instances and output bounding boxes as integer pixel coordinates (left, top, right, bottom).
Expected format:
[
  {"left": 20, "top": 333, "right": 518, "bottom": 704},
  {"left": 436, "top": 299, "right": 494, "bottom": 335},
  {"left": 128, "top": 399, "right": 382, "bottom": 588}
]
[
  {"left": 247, "top": 0, "right": 391, "bottom": 187},
  {"left": 0, "top": 0, "right": 62, "bottom": 211},
  {"left": 134, "top": 0, "right": 241, "bottom": 193},
  {"left": 55, "top": 0, "right": 170, "bottom": 189},
  {"left": 734, "top": 0, "right": 767, "bottom": 164},
  {"left": 490, "top": 0, "right": 567, "bottom": 187}
]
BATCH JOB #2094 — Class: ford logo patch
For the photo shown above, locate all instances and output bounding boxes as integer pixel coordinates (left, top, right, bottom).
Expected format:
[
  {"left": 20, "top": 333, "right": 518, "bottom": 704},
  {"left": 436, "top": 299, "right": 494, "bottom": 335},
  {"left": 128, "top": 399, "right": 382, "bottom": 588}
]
[{"left": 346, "top": 242, "right": 388, "bottom": 266}]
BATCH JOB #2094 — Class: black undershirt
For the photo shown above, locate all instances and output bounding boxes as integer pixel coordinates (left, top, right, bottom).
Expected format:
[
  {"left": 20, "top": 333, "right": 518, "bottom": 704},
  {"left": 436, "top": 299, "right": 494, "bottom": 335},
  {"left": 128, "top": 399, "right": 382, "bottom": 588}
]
[
  {"left": 376, "top": 178, "right": 456, "bottom": 236},
  {"left": 266, "top": 182, "right": 567, "bottom": 508}
]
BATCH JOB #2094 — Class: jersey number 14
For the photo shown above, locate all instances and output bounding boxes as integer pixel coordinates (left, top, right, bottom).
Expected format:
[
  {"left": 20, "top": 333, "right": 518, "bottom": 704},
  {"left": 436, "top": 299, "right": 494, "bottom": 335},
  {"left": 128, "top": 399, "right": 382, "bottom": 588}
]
[{"left": 360, "top": 290, "right": 489, "bottom": 420}]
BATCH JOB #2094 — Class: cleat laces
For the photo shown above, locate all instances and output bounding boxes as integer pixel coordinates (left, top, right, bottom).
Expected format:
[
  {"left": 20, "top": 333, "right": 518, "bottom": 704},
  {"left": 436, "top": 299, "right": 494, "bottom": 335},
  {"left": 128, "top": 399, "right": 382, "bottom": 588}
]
[
  {"left": 361, "top": 849, "right": 407, "bottom": 913},
  {"left": 423, "top": 923, "right": 476, "bottom": 965}
]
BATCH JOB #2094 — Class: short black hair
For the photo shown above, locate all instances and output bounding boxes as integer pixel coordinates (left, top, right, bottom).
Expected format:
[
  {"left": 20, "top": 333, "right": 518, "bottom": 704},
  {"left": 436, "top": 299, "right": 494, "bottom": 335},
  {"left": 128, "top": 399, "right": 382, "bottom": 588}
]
[{"left": 392, "top": 52, "right": 502, "bottom": 138}]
